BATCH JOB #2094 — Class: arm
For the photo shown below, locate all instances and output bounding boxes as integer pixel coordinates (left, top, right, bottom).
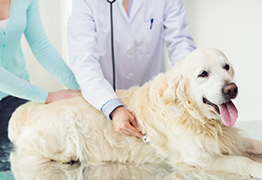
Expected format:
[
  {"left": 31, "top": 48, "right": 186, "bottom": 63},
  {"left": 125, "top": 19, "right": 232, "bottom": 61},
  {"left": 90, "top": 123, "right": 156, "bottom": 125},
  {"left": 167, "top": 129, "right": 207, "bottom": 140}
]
[
  {"left": 67, "top": 0, "right": 142, "bottom": 138},
  {"left": 67, "top": 0, "right": 116, "bottom": 110},
  {"left": 0, "top": 67, "right": 79, "bottom": 103},
  {"left": 164, "top": 0, "right": 196, "bottom": 65},
  {"left": 0, "top": 66, "right": 48, "bottom": 103},
  {"left": 24, "top": 0, "right": 79, "bottom": 90}
]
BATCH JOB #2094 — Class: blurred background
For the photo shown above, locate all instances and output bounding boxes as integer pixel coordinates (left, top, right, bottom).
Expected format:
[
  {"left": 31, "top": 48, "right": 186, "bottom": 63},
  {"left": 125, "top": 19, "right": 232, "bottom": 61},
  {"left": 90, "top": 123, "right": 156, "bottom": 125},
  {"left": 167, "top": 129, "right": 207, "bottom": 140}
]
[{"left": 22, "top": 0, "right": 262, "bottom": 122}]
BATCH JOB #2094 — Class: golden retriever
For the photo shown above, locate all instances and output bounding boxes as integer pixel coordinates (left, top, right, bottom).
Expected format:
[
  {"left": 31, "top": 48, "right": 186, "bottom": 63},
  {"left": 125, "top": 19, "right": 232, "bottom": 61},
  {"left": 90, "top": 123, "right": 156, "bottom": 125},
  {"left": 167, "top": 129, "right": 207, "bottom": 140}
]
[{"left": 8, "top": 49, "right": 262, "bottom": 179}]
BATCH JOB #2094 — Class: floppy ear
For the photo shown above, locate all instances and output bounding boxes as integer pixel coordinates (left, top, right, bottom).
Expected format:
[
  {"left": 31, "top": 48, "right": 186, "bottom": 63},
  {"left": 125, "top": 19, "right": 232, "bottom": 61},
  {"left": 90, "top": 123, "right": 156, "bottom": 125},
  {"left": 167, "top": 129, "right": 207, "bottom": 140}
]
[
  {"left": 163, "top": 64, "right": 205, "bottom": 121},
  {"left": 230, "top": 64, "right": 235, "bottom": 77},
  {"left": 162, "top": 59, "right": 187, "bottom": 104}
]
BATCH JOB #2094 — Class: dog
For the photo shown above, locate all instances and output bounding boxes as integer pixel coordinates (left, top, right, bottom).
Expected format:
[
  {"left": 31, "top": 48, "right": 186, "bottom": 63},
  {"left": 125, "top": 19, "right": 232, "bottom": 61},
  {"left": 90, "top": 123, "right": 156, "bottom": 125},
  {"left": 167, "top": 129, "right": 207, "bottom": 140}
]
[{"left": 8, "top": 48, "right": 262, "bottom": 179}]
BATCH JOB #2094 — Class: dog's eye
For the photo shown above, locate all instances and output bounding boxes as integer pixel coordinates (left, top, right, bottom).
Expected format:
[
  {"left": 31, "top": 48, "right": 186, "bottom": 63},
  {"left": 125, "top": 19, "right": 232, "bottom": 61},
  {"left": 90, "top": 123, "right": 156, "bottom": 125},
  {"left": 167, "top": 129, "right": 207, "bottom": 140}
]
[
  {"left": 198, "top": 71, "right": 209, "bottom": 78},
  {"left": 224, "top": 64, "right": 230, "bottom": 71}
]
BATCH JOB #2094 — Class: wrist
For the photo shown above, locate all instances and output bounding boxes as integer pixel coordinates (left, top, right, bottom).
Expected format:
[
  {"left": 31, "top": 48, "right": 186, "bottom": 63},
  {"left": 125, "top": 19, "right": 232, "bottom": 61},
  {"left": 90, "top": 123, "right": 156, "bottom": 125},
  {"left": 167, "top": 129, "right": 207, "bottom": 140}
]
[
  {"left": 101, "top": 99, "right": 123, "bottom": 120},
  {"left": 110, "top": 106, "right": 123, "bottom": 120}
]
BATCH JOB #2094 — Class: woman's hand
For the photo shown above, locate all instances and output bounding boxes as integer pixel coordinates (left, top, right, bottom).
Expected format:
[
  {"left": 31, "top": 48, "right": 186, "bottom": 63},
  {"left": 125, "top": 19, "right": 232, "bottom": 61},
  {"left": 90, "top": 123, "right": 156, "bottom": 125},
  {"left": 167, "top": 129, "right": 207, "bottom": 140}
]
[
  {"left": 45, "top": 89, "right": 80, "bottom": 104},
  {"left": 111, "top": 106, "right": 143, "bottom": 138}
]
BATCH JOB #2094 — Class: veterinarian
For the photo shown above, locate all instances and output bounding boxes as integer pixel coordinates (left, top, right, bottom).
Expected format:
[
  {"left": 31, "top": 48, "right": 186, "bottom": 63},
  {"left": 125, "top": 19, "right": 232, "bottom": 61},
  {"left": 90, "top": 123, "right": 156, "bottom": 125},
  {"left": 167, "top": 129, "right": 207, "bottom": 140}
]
[
  {"left": 0, "top": 0, "right": 80, "bottom": 133},
  {"left": 67, "top": 0, "right": 196, "bottom": 138}
]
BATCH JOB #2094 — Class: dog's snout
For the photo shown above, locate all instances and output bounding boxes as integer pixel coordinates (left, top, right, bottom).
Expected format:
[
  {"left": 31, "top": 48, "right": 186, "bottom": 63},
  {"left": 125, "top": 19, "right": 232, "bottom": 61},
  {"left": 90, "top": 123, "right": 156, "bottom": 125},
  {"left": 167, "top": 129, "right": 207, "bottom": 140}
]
[{"left": 222, "top": 83, "right": 238, "bottom": 100}]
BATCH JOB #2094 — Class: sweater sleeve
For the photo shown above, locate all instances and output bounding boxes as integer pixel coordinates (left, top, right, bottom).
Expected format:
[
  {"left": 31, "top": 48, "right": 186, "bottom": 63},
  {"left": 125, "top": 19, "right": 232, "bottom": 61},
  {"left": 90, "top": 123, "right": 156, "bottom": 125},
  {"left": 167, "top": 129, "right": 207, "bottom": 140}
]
[
  {"left": 0, "top": 66, "right": 48, "bottom": 103},
  {"left": 24, "top": 0, "right": 79, "bottom": 90}
]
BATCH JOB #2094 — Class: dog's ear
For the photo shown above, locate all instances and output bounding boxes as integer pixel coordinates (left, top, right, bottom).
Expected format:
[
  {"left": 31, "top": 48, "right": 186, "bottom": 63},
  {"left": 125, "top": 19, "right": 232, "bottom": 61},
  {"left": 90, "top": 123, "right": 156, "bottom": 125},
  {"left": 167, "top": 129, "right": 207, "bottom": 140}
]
[
  {"left": 163, "top": 74, "right": 187, "bottom": 104},
  {"left": 230, "top": 64, "right": 235, "bottom": 77},
  {"left": 162, "top": 59, "right": 187, "bottom": 104}
]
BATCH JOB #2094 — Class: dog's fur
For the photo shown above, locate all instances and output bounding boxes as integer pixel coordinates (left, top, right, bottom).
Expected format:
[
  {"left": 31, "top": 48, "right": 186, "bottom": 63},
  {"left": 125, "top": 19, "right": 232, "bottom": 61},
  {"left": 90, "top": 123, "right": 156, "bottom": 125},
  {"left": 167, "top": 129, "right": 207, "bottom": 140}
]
[{"left": 8, "top": 49, "right": 262, "bottom": 179}]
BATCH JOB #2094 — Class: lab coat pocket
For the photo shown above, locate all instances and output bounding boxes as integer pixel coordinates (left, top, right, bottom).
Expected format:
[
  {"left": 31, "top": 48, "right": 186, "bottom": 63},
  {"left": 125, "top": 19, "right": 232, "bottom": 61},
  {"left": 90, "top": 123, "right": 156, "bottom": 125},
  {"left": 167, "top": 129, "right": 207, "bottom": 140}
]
[{"left": 143, "top": 20, "right": 163, "bottom": 55}]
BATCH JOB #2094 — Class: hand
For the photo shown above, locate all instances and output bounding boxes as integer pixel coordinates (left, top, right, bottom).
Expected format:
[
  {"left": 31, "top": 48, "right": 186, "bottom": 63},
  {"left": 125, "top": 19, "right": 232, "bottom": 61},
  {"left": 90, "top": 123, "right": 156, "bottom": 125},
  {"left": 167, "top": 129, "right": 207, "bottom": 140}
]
[
  {"left": 111, "top": 106, "right": 143, "bottom": 138},
  {"left": 45, "top": 89, "right": 80, "bottom": 104}
]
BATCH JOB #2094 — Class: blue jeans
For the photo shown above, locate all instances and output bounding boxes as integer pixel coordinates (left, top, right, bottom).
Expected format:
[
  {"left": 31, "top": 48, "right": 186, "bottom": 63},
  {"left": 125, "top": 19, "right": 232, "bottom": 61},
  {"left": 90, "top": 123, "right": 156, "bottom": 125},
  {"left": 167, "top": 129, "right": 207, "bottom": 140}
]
[
  {"left": 0, "top": 96, "right": 27, "bottom": 171},
  {"left": 0, "top": 96, "right": 28, "bottom": 134}
]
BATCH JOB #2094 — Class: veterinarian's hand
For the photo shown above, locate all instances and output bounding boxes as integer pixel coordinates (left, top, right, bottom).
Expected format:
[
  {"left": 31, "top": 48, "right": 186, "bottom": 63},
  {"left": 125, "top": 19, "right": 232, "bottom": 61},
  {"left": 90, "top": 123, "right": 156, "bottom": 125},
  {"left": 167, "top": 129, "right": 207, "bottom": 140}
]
[
  {"left": 45, "top": 89, "right": 80, "bottom": 104},
  {"left": 111, "top": 106, "right": 143, "bottom": 138}
]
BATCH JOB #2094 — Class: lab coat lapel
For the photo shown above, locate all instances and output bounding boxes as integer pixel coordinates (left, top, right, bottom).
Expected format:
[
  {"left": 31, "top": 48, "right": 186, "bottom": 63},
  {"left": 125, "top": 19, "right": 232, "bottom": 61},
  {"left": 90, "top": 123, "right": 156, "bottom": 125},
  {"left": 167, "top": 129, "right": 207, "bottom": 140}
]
[
  {"left": 129, "top": 0, "right": 143, "bottom": 22},
  {"left": 116, "top": 0, "right": 130, "bottom": 23},
  {"left": 116, "top": 0, "right": 143, "bottom": 23}
]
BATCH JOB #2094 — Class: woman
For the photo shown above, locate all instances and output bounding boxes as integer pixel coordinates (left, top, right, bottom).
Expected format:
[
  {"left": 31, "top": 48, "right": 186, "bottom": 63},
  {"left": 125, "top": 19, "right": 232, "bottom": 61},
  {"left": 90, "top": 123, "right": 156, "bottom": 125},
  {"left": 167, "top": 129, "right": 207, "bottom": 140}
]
[{"left": 0, "top": 0, "right": 80, "bottom": 133}]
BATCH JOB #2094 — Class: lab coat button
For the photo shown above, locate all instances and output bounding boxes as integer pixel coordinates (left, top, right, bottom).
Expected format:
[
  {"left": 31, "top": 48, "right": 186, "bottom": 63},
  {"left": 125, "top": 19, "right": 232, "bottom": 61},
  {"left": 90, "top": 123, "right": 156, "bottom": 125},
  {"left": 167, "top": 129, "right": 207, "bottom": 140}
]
[
  {"left": 128, "top": 51, "right": 133, "bottom": 56},
  {"left": 126, "top": 73, "right": 133, "bottom": 80}
]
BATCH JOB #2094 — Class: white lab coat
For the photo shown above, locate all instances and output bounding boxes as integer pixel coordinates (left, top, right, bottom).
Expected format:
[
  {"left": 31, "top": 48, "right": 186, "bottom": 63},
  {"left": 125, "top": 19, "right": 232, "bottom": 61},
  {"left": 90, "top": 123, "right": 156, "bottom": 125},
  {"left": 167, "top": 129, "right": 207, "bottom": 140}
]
[{"left": 67, "top": 0, "right": 196, "bottom": 110}]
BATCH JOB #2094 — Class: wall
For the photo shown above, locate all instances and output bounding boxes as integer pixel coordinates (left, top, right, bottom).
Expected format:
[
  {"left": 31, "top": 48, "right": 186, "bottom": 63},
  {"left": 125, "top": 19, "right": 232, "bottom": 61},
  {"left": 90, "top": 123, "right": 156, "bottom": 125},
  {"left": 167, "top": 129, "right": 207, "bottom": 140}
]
[
  {"left": 180, "top": 0, "right": 262, "bottom": 121},
  {"left": 22, "top": 0, "right": 262, "bottom": 121},
  {"left": 22, "top": 0, "right": 64, "bottom": 92}
]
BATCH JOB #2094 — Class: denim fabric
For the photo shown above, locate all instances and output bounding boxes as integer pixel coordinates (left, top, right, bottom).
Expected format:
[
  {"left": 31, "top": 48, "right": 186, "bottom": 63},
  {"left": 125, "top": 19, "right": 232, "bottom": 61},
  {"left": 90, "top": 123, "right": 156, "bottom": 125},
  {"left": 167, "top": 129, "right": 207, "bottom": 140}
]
[
  {"left": 0, "top": 96, "right": 28, "bottom": 133},
  {"left": 0, "top": 96, "right": 26, "bottom": 172},
  {"left": 0, "top": 132, "right": 13, "bottom": 172}
]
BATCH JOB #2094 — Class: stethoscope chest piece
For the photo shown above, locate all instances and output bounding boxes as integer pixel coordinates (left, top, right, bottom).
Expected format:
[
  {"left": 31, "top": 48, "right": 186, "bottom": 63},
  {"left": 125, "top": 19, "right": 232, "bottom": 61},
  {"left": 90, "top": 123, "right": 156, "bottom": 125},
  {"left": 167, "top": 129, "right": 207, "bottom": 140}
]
[{"left": 142, "top": 134, "right": 151, "bottom": 144}]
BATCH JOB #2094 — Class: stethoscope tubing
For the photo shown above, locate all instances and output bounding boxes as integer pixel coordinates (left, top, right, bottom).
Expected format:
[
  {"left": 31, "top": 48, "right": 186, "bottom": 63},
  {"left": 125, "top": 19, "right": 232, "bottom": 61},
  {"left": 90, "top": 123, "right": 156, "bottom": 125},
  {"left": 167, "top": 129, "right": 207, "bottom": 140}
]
[
  {"left": 106, "top": 0, "right": 151, "bottom": 144},
  {"left": 107, "top": 0, "right": 116, "bottom": 91}
]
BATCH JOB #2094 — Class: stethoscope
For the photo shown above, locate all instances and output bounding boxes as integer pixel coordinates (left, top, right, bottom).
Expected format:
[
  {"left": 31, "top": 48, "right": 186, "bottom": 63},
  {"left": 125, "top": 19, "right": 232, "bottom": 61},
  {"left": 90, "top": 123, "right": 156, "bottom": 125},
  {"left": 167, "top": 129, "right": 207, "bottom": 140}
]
[
  {"left": 106, "top": 0, "right": 117, "bottom": 91},
  {"left": 106, "top": 0, "right": 150, "bottom": 144}
]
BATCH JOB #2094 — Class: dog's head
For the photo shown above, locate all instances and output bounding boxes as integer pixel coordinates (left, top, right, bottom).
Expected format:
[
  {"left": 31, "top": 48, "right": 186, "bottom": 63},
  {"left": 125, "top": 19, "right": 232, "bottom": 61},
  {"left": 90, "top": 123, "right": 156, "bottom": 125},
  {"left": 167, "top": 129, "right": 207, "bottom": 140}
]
[{"left": 164, "top": 48, "right": 238, "bottom": 126}]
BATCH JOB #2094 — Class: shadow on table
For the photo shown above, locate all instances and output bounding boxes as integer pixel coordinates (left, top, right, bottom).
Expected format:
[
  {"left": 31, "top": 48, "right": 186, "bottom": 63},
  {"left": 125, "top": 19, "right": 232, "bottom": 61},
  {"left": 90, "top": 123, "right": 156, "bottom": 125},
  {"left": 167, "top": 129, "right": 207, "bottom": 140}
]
[{"left": 3, "top": 121, "right": 262, "bottom": 180}]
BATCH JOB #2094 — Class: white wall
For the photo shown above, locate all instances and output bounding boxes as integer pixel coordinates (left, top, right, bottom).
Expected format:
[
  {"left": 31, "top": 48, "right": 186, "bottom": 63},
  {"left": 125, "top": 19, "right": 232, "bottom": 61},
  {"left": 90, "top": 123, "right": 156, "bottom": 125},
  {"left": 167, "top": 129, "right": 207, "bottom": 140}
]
[
  {"left": 181, "top": 0, "right": 262, "bottom": 121},
  {"left": 23, "top": 0, "right": 262, "bottom": 121},
  {"left": 22, "top": 0, "right": 64, "bottom": 92}
]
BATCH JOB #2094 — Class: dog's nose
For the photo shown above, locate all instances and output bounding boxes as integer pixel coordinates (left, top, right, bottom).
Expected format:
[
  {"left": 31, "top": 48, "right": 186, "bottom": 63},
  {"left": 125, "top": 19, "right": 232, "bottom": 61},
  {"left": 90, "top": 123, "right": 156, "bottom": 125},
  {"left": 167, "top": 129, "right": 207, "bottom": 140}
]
[{"left": 222, "top": 83, "right": 238, "bottom": 100}]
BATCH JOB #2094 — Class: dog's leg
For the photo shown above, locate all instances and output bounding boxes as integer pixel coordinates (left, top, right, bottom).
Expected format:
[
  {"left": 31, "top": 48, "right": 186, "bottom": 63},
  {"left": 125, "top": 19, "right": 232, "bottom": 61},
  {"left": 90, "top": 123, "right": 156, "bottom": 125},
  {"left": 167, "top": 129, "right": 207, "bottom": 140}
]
[
  {"left": 241, "top": 137, "right": 262, "bottom": 163},
  {"left": 242, "top": 137, "right": 262, "bottom": 154},
  {"left": 194, "top": 155, "right": 262, "bottom": 179}
]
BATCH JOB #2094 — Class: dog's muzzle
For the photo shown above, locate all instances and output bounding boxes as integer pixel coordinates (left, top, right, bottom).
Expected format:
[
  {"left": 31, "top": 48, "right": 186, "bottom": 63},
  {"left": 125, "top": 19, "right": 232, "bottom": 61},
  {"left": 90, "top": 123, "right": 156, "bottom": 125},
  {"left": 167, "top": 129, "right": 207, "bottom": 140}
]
[{"left": 222, "top": 83, "right": 238, "bottom": 101}]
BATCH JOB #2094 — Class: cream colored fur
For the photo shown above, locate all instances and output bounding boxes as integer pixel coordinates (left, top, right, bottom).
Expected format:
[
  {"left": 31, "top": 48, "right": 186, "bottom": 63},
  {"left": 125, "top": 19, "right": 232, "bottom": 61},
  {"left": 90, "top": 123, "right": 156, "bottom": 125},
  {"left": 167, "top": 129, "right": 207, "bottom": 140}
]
[{"left": 8, "top": 49, "right": 262, "bottom": 179}]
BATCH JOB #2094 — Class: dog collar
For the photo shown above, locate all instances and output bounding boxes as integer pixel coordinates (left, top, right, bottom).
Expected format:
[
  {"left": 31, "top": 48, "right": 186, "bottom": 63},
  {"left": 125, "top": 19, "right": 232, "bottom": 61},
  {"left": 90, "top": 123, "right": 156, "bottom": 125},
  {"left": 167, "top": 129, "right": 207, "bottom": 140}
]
[{"left": 142, "top": 134, "right": 151, "bottom": 144}]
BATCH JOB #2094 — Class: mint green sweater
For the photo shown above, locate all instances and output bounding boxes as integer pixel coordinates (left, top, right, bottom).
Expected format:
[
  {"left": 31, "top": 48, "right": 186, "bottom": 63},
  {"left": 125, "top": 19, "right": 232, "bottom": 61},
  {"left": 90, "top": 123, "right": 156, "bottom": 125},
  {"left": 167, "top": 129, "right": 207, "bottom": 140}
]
[{"left": 0, "top": 0, "right": 79, "bottom": 103}]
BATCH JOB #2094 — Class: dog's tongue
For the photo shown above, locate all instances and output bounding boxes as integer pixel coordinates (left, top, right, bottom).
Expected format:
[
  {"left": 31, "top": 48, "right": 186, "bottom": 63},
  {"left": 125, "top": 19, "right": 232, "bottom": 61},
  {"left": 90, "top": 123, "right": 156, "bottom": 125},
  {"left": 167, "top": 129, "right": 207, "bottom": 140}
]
[{"left": 218, "top": 101, "right": 238, "bottom": 127}]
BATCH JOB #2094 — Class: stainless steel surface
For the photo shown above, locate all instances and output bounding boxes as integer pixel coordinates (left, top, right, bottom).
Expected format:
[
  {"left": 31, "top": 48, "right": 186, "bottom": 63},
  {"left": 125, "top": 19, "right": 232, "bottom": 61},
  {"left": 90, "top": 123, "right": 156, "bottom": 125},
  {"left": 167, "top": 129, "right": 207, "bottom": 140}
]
[{"left": 0, "top": 121, "right": 261, "bottom": 180}]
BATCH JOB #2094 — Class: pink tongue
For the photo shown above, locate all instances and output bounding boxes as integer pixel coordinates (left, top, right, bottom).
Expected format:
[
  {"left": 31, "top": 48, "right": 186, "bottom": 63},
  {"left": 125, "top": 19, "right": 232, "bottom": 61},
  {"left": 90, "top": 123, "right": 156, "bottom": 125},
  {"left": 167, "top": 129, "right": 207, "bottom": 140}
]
[{"left": 217, "top": 101, "right": 238, "bottom": 127}]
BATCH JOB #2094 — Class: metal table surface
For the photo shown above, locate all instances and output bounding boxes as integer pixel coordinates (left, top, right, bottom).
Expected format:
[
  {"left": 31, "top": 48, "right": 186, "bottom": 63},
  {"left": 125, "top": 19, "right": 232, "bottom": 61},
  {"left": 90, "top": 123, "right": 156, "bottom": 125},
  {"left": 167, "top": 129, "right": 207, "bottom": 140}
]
[{"left": 0, "top": 121, "right": 261, "bottom": 180}]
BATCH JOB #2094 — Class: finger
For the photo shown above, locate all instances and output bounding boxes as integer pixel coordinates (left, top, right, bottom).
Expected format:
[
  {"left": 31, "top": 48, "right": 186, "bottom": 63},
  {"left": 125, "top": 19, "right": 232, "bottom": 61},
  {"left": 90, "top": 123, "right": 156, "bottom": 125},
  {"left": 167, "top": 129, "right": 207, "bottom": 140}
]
[
  {"left": 129, "top": 118, "right": 142, "bottom": 136},
  {"left": 71, "top": 90, "right": 81, "bottom": 95},
  {"left": 129, "top": 116, "right": 139, "bottom": 129},
  {"left": 119, "top": 130, "right": 132, "bottom": 136},
  {"left": 114, "top": 124, "right": 132, "bottom": 136},
  {"left": 72, "top": 91, "right": 81, "bottom": 97},
  {"left": 125, "top": 124, "right": 143, "bottom": 138}
]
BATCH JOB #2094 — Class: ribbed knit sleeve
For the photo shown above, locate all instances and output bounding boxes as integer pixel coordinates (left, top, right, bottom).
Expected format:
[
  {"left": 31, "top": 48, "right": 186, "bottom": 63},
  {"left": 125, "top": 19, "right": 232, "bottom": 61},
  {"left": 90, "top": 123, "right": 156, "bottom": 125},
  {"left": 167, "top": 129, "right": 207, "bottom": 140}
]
[
  {"left": 24, "top": 0, "right": 79, "bottom": 90},
  {"left": 0, "top": 66, "right": 48, "bottom": 103}
]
